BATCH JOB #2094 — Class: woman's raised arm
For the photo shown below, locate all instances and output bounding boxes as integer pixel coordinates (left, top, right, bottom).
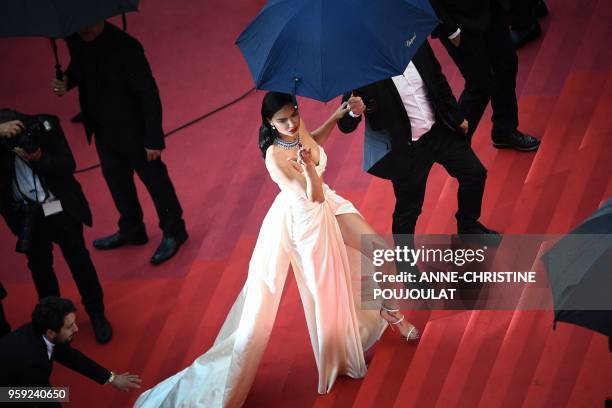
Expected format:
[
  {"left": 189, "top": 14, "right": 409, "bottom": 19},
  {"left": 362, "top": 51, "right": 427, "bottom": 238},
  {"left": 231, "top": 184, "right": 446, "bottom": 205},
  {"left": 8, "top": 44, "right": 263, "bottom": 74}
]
[{"left": 311, "top": 102, "right": 350, "bottom": 146}]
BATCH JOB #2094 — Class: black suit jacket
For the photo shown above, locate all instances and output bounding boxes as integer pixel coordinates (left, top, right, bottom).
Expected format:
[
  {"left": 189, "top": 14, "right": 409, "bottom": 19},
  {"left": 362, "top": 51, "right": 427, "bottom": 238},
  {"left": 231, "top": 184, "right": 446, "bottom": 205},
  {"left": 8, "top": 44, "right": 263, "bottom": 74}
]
[
  {"left": 0, "top": 323, "right": 110, "bottom": 387},
  {"left": 338, "top": 41, "right": 464, "bottom": 180},
  {"left": 65, "top": 22, "right": 165, "bottom": 151},
  {"left": 429, "top": 0, "right": 492, "bottom": 37},
  {"left": 0, "top": 115, "right": 92, "bottom": 230}
]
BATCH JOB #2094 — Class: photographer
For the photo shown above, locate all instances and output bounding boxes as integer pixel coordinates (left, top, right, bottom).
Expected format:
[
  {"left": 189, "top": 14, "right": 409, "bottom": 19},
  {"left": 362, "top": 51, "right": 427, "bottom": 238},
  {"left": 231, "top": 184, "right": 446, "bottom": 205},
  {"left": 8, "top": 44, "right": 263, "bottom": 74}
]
[
  {"left": 0, "top": 297, "right": 141, "bottom": 405},
  {"left": 0, "top": 109, "right": 112, "bottom": 344}
]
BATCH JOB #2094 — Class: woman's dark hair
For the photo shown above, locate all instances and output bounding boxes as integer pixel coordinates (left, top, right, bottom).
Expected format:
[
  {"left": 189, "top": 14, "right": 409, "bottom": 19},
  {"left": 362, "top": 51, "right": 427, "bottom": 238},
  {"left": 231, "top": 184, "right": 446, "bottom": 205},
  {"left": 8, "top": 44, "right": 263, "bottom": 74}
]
[
  {"left": 259, "top": 92, "right": 297, "bottom": 158},
  {"left": 31, "top": 296, "right": 77, "bottom": 335}
]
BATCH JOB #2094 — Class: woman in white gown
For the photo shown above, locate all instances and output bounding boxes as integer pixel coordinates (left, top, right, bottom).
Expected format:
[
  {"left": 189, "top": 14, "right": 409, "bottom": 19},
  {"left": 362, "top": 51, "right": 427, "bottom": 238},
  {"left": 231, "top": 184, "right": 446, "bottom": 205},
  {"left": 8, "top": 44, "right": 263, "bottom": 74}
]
[{"left": 134, "top": 92, "right": 419, "bottom": 408}]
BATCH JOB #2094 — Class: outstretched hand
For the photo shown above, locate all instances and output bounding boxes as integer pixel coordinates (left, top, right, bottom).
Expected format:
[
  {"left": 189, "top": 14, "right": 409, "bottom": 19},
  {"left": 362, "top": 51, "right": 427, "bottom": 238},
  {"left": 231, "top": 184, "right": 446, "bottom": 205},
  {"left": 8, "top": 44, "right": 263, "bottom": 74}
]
[{"left": 111, "top": 372, "right": 142, "bottom": 392}]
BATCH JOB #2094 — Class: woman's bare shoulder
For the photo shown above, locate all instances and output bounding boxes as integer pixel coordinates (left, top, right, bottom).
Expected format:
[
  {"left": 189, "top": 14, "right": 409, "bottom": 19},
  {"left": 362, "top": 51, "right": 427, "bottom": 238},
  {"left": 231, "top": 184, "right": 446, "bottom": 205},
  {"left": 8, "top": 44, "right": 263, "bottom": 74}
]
[{"left": 265, "top": 145, "right": 287, "bottom": 169}]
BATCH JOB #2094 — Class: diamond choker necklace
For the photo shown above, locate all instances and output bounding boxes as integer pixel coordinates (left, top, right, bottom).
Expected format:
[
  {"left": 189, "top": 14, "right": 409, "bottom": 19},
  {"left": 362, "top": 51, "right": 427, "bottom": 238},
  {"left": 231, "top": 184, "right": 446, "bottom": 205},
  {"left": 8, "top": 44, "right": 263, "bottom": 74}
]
[{"left": 273, "top": 134, "right": 301, "bottom": 150}]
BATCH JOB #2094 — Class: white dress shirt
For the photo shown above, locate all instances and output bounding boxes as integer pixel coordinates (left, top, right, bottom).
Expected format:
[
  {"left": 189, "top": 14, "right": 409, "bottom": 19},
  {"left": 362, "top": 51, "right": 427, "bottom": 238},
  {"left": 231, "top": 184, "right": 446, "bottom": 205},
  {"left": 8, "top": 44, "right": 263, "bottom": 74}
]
[
  {"left": 449, "top": 28, "right": 461, "bottom": 40},
  {"left": 12, "top": 158, "right": 53, "bottom": 203},
  {"left": 42, "top": 335, "right": 55, "bottom": 360},
  {"left": 391, "top": 62, "right": 436, "bottom": 141}
]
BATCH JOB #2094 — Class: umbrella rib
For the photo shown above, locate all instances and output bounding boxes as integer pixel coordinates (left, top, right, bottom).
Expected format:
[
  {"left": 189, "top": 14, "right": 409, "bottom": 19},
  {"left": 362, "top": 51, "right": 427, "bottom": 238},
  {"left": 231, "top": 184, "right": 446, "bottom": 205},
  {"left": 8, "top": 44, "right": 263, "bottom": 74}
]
[
  {"left": 254, "top": 4, "right": 304, "bottom": 88},
  {"left": 315, "top": 0, "right": 323, "bottom": 100},
  {"left": 404, "top": 0, "right": 437, "bottom": 18},
  {"left": 361, "top": 19, "right": 399, "bottom": 79}
]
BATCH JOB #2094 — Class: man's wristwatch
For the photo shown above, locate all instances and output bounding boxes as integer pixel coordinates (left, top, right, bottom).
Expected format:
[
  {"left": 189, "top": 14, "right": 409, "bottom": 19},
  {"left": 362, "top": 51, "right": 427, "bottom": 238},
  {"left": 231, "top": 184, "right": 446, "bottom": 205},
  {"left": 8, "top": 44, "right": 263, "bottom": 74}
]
[{"left": 107, "top": 371, "right": 117, "bottom": 384}]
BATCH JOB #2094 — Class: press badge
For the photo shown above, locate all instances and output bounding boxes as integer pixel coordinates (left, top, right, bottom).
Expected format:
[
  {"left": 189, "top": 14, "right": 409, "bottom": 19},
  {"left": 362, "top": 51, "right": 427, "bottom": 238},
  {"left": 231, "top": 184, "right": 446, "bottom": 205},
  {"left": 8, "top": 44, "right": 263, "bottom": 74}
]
[{"left": 42, "top": 199, "right": 63, "bottom": 216}]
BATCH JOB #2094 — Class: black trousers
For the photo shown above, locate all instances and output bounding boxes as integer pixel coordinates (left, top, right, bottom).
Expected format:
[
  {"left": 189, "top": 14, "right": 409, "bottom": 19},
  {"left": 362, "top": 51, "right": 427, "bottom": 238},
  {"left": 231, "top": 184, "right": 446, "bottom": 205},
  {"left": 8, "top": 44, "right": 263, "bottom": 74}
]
[
  {"left": 24, "top": 211, "right": 104, "bottom": 317},
  {"left": 0, "top": 282, "right": 9, "bottom": 337},
  {"left": 439, "top": 2, "right": 519, "bottom": 140},
  {"left": 95, "top": 136, "right": 185, "bottom": 238},
  {"left": 389, "top": 122, "right": 487, "bottom": 236}
]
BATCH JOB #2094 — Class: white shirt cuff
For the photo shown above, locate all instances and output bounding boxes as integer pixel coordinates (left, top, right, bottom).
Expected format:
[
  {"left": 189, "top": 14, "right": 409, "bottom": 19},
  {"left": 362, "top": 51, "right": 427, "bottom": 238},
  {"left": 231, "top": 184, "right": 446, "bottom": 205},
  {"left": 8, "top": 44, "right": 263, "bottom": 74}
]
[
  {"left": 448, "top": 28, "right": 461, "bottom": 40},
  {"left": 348, "top": 110, "right": 361, "bottom": 118}
]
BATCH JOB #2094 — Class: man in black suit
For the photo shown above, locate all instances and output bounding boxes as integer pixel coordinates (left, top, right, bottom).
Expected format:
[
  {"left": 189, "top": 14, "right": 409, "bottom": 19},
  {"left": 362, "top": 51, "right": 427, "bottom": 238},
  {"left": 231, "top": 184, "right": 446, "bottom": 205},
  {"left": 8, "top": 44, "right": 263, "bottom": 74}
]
[
  {"left": 429, "top": 0, "right": 541, "bottom": 151},
  {"left": 52, "top": 21, "right": 187, "bottom": 265},
  {"left": 0, "top": 297, "right": 141, "bottom": 404},
  {"left": 0, "top": 110, "right": 111, "bottom": 343},
  {"left": 338, "top": 41, "right": 499, "bottom": 245}
]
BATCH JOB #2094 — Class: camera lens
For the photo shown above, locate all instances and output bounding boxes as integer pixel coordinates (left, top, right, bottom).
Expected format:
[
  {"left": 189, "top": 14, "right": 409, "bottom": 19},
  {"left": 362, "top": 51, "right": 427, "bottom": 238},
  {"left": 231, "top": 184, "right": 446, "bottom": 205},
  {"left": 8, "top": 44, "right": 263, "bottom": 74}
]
[{"left": 15, "top": 210, "right": 35, "bottom": 254}]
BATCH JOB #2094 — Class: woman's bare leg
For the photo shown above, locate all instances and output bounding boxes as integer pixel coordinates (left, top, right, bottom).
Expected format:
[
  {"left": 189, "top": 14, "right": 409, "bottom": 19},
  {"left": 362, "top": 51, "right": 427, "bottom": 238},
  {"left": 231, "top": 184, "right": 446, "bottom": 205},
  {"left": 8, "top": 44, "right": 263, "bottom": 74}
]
[{"left": 335, "top": 213, "right": 419, "bottom": 340}]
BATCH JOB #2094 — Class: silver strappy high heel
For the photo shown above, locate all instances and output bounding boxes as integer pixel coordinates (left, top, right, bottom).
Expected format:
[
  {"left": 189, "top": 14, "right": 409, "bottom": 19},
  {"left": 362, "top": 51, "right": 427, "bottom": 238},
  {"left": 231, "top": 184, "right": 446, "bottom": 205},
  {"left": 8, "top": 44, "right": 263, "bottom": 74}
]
[{"left": 380, "top": 307, "right": 420, "bottom": 341}]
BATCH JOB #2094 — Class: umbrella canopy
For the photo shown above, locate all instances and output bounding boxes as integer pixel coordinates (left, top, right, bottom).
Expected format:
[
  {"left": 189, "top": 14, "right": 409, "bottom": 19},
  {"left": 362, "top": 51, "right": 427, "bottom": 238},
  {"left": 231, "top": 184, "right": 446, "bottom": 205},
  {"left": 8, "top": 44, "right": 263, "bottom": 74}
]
[
  {"left": 542, "top": 197, "right": 612, "bottom": 337},
  {"left": 0, "top": 0, "right": 139, "bottom": 38},
  {"left": 236, "top": 0, "right": 439, "bottom": 102}
]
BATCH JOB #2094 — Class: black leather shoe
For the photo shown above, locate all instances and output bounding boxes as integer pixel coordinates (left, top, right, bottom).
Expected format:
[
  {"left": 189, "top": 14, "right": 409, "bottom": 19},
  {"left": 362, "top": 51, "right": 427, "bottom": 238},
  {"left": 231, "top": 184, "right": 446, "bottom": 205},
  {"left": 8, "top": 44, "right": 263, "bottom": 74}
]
[
  {"left": 150, "top": 231, "right": 188, "bottom": 265},
  {"left": 93, "top": 231, "right": 148, "bottom": 250},
  {"left": 91, "top": 315, "right": 113, "bottom": 344},
  {"left": 458, "top": 221, "right": 502, "bottom": 247},
  {"left": 511, "top": 21, "right": 542, "bottom": 49},
  {"left": 492, "top": 130, "right": 540, "bottom": 152}
]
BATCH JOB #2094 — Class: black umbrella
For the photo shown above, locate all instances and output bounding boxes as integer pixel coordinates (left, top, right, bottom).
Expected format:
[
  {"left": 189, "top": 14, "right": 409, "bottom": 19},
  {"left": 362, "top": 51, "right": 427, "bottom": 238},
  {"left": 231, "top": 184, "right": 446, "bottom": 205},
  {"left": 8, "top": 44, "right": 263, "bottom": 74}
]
[
  {"left": 542, "top": 197, "right": 612, "bottom": 340},
  {"left": 0, "top": 0, "right": 138, "bottom": 38},
  {"left": 0, "top": 0, "right": 139, "bottom": 78}
]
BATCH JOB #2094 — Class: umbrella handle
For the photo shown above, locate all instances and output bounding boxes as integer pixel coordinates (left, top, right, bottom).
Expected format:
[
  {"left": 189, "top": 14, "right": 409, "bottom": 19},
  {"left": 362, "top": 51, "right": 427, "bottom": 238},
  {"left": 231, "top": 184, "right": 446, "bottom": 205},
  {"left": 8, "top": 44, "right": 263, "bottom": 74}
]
[
  {"left": 55, "top": 65, "right": 64, "bottom": 81},
  {"left": 50, "top": 38, "right": 64, "bottom": 80},
  {"left": 292, "top": 77, "right": 300, "bottom": 97}
]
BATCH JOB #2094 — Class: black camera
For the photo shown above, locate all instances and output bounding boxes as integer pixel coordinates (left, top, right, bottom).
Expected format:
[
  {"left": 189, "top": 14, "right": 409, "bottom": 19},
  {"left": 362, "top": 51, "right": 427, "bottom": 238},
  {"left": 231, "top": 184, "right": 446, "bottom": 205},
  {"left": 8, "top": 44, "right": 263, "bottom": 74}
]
[{"left": 3, "top": 116, "right": 51, "bottom": 154}]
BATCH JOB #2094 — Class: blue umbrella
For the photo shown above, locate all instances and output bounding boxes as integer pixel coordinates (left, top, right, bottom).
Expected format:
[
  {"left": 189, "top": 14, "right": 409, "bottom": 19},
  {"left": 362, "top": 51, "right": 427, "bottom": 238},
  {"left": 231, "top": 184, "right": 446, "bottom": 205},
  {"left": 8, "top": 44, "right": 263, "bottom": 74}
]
[{"left": 236, "top": 0, "right": 439, "bottom": 102}]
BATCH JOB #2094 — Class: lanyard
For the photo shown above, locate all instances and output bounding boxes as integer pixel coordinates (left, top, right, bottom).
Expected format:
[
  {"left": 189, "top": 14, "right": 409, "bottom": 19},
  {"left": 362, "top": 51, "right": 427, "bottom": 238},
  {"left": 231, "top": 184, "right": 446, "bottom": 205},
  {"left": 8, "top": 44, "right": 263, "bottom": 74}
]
[{"left": 13, "top": 156, "right": 49, "bottom": 204}]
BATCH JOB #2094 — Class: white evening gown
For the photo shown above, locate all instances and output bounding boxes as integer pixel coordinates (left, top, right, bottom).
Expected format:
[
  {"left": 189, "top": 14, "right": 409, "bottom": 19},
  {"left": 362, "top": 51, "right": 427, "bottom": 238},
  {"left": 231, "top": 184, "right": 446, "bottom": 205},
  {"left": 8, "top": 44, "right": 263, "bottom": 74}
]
[{"left": 135, "top": 146, "right": 387, "bottom": 408}]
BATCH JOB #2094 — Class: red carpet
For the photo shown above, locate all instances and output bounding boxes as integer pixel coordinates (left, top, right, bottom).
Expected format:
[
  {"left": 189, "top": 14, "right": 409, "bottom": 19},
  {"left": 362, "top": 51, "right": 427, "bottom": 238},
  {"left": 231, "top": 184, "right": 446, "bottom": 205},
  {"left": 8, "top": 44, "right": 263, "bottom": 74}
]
[{"left": 1, "top": 0, "right": 611, "bottom": 406}]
